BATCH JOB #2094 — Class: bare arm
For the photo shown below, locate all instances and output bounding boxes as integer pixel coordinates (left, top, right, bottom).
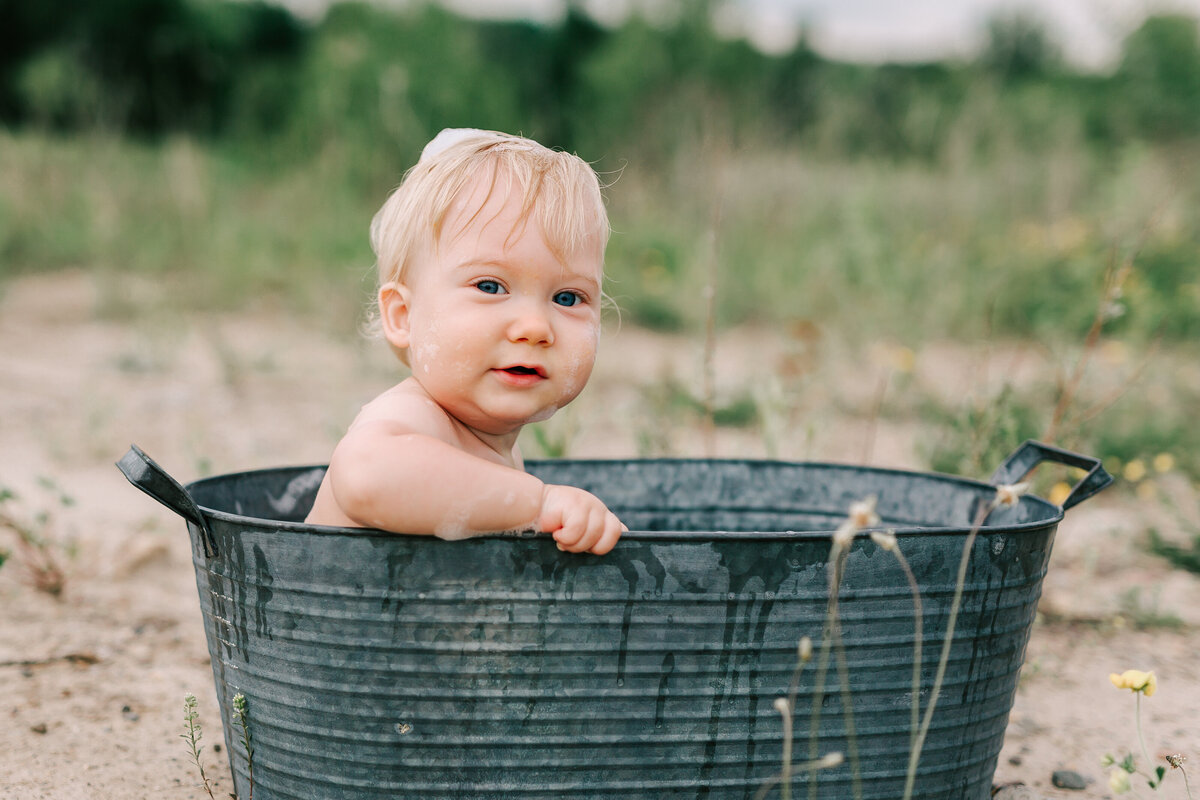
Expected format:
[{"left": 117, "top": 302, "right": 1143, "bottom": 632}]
[{"left": 329, "top": 422, "right": 545, "bottom": 537}]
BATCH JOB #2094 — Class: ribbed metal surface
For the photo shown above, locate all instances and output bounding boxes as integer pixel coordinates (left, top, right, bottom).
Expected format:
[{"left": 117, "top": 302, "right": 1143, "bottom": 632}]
[{"left": 180, "top": 458, "right": 1065, "bottom": 800}]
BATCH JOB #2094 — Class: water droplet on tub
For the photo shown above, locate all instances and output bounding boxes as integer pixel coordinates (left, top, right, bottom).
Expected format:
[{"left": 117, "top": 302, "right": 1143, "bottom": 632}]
[
  {"left": 727, "top": 592, "right": 735, "bottom": 601},
  {"left": 616, "top": 678, "right": 624, "bottom": 687},
  {"left": 417, "top": 592, "right": 426, "bottom": 600}
]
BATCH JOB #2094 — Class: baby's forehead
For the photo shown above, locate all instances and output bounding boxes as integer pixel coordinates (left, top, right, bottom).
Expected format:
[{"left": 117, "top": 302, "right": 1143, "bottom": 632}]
[{"left": 436, "top": 174, "right": 604, "bottom": 268}]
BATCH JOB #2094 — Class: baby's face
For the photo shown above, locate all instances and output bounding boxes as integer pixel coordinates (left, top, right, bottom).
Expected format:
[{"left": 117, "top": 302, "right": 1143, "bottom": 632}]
[{"left": 395, "top": 175, "right": 603, "bottom": 436}]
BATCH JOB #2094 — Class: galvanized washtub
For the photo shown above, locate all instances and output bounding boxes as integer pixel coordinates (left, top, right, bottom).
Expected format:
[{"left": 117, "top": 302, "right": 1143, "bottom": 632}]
[{"left": 118, "top": 440, "right": 1110, "bottom": 800}]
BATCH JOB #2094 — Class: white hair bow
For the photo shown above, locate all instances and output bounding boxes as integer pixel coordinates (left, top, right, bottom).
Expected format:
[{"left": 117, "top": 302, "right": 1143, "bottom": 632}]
[
  {"left": 419, "top": 128, "right": 491, "bottom": 162},
  {"left": 419, "top": 128, "right": 537, "bottom": 163}
]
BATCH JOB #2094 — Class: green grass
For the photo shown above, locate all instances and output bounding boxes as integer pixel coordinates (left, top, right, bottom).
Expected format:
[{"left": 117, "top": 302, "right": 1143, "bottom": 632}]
[
  {"left": 0, "top": 131, "right": 375, "bottom": 329},
  {"left": 4, "top": 125, "right": 1198, "bottom": 346}
]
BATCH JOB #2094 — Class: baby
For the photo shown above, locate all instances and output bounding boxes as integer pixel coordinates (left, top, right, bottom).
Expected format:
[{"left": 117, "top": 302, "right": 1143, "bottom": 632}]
[{"left": 305, "top": 129, "right": 624, "bottom": 555}]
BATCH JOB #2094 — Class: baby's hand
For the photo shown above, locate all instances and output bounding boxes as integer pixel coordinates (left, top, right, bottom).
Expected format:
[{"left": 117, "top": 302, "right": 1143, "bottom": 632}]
[{"left": 538, "top": 485, "right": 625, "bottom": 555}]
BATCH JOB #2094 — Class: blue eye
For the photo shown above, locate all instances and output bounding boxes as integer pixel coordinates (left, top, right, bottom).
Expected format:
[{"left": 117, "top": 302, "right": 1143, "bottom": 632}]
[
  {"left": 475, "top": 279, "right": 504, "bottom": 295},
  {"left": 553, "top": 291, "right": 581, "bottom": 307}
]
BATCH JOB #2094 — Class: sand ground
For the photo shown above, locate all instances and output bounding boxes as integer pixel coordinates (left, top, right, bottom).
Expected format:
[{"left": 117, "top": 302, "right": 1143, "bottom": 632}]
[{"left": 2, "top": 271, "right": 1198, "bottom": 799}]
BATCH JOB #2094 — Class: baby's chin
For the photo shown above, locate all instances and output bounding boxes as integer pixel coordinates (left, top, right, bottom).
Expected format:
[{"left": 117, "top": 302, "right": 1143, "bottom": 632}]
[{"left": 524, "top": 406, "right": 558, "bottom": 425}]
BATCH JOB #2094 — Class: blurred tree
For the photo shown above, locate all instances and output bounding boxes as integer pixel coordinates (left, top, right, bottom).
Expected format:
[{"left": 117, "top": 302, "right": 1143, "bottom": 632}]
[
  {"left": 766, "top": 33, "right": 823, "bottom": 136},
  {"left": 285, "top": 3, "right": 530, "bottom": 188},
  {"left": 0, "top": 0, "right": 305, "bottom": 134},
  {"left": 0, "top": 0, "right": 67, "bottom": 119},
  {"left": 981, "top": 12, "right": 1062, "bottom": 82},
  {"left": 477, "top": 5, "right": 607, "bottom": 150},
  {"left": 1116, "top": 14, "right": 1200, "bottom": 138}
]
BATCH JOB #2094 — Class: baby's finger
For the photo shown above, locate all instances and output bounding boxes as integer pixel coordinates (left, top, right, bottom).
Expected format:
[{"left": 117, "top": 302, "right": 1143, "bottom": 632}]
[
  {"left": 564, "top": 507, "right": 605, "bottom": 553},
  {"left": 552, "top": 510, "right": 585, "bottom": 548},
  {"left": 589, "top": 515, "right": 623, "bottom": 555}
]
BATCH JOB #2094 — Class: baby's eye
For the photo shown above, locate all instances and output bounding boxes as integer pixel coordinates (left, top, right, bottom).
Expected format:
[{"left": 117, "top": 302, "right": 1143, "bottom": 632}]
[
  {"left": 475, "top": 279, "right": 505, "bottom": 295},
  {"left": 553, "top": 290, "right": 583, "bottom": 307}
]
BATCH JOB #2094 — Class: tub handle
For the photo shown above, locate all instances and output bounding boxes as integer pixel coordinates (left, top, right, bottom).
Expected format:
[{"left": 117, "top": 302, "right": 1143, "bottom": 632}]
[
  {"left": 990, "top": 439, "right": 1113, "bottom": 510},
  {"left": 116, "top": 445, "right": 218, "bottom": 557}
]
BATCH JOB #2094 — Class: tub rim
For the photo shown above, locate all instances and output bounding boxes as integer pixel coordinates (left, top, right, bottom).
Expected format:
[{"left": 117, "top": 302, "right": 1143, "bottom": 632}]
[{"left": 183, "top": 456, "right": 1067, "bottom": 542}]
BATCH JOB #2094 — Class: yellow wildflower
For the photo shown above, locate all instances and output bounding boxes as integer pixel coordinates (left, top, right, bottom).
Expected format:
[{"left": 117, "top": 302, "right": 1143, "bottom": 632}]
[
  {"left": 1153, "top": 453, "right": 1175, "bottom": 474},
  {"left": 1109, "top": 669, "right": 1157, "bottom": 696},
  {"left": 1048, "top": 482, "right": 1072, "bottom": 507},
  {"left": 1108, "top": 768, "right": 1131, "bottom": 793},
  {"left": 1123, "top": 460, "right": 1147, "bottom": 483}
]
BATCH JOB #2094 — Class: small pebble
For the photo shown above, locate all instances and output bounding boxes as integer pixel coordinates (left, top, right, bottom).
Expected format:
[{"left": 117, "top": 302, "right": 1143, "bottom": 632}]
[
  {"left": 1008, "top": 755, "right": 1023, "bottom": 766},
  {"left": 213, "top": 743, "right": 222, "bottom": 753},
  {"left": 20, "top": 667, "right": 33, "bottom": 678},
  {"left": 30, "top": 723, "right": 48, "bottom": 734},
  {"left": 121, "top": 705, "right": 139, "bottom": 722},
  {"left": 1051, "top": 770, "right": 1088, "bottom": 790},
  {"left": 992, "top": 784, "right": 1039, "bottom": 800}
]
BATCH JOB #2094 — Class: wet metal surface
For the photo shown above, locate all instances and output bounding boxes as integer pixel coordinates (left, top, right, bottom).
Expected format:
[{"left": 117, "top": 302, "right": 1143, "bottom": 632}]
[{"left": 120, "top": 444, "right": 1110, "bottom": 800}]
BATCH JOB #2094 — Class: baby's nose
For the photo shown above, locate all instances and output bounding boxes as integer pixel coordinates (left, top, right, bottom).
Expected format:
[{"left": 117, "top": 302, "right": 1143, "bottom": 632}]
[{"left": 506, "top": 304, "right": 554, "bottom": 345}]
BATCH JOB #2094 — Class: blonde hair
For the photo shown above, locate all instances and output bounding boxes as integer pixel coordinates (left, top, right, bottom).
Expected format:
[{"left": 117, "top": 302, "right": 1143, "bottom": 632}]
[{"left": 370, "top": 130, "right": 609, "bottom": 290}]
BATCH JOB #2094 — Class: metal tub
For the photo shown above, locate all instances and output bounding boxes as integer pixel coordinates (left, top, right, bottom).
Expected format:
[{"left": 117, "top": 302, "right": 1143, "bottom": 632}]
[{"left": 118, "top": 440, "right": 1111, "bottom": 800}]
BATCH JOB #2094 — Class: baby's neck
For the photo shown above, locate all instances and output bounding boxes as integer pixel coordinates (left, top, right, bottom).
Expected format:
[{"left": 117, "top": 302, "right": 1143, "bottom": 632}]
[{"left": 450, "top": 416, "right": 523, "bottom": 468}]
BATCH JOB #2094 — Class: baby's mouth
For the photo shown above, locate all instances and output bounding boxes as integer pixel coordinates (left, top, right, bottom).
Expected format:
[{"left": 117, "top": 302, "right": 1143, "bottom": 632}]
[{"left": 497, "top": 365, "right": 547, "bottom": 379}]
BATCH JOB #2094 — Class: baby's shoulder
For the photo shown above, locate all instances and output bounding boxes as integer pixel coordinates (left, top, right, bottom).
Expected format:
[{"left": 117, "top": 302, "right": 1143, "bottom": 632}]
[{"left": 348, "top": 380, "right": 458, "bottom": 441}]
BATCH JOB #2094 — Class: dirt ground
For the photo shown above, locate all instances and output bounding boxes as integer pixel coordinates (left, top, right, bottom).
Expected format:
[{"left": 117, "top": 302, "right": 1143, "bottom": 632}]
[{"left": 2, "top": 271, "right": 1198, "bottom": 799}]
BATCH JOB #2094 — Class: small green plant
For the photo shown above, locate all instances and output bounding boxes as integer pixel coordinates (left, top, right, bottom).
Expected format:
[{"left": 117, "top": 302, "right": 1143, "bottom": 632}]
[
  {"left": 0, "top": 480, "right": 73, "bottom": 596},
  {"left": 1143, "top": 475, "right": 1200, "bottom": 574},
  {"left": 1116, "top": 587, "right": 1185, "bottom": 631},
  {"left": 526, "top": 412, "right": 579, "bottom": 459},
  {"left": 181, "top": 692, "right": 255, "bottom": 800},
  {"left": 923, "top": 384, "right": 1042, "bottom": 480},
  {"left": 1147, "top": 529, "right": 1200, "bottom": 574},
  {"left": 640, "top": 374, "right": 760, "bottom": 436},
  {"left": 1103, "top": 671, "right": 1193, "bottom": 797},
  {"left": 182, "top": 693, "right": 217, "bottom": 800},
  {"left": 176, "top": 690, "right": 252, "bottom": 796},
  {"left": 233, "top": 693, "right": 255, "bottom": 800}
]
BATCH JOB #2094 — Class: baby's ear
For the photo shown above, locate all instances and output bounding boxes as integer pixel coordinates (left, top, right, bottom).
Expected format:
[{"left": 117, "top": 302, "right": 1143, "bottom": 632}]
[{"left": 379, "top": 282, "right": 413, "bottom": 350}]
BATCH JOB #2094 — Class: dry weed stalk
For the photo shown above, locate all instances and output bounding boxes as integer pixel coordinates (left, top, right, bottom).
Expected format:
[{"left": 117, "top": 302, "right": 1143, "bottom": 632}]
[
  {"left": 1043, "top": 216, "right": 1159, "bottom": 446},
  {"left": 899, "top": 482, "right": 1027, "bottom": 800},
  {"left": 763, "top": 486, "right": 1025, "bottom": 800},
  {"left": 699, "top": 140, "right": 728, "bottom": 457},
  {"left": 870, "top": 529, "right": 923, "bottom": 754}
]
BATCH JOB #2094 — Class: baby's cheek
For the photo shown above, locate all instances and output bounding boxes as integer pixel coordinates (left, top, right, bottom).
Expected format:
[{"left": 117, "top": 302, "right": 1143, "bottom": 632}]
[{"left": 558, "top": 348, "right": 597, "bottom": 402}]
